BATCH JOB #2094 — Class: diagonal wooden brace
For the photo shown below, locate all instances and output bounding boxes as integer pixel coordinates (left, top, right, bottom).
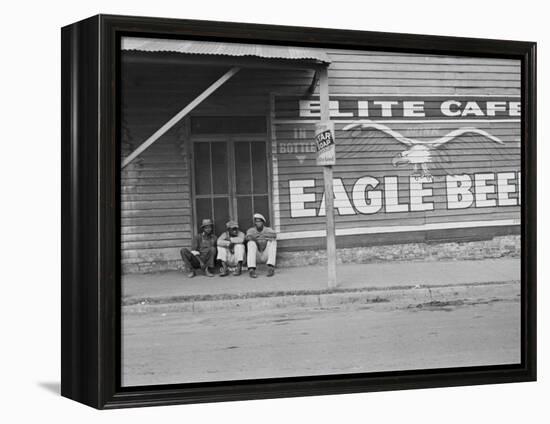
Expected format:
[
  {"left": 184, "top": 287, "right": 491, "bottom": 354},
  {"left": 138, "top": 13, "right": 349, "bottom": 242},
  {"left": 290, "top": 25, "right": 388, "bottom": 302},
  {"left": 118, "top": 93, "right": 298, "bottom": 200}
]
[{"left": 121, "top": 66, "right": 241, "bottom": 168}]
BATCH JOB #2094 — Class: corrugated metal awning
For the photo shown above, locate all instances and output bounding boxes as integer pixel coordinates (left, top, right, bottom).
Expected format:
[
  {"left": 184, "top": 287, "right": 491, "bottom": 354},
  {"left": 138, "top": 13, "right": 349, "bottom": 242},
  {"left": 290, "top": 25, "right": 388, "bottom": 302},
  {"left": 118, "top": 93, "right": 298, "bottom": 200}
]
[{"left": 122, "top": 37, "right": 332, "bottom": 64}]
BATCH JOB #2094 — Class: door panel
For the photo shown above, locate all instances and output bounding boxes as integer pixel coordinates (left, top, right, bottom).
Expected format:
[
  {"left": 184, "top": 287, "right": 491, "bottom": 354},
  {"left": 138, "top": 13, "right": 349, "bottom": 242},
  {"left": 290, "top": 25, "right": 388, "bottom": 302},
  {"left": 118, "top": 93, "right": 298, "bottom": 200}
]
[
  {"left": 193, "top": 141, "right": 230, "bottom": 236},
  {"left": 234, "top": 141, "right": 269, "bottom": 230},
  {"left": 213, "top": 197, "right": 230, "bottom": 235},
  {"left": 211, "top": 141, "right": 228, "bottom": 195},
  {"left": 236, "top": 196, "right": 253, "bottom": 232},
  {"left": 193, "top": 142, "right": 212, "bottom": 195},
  {"left": 251, "top": 142, "right": 268, "bottom": 193}
]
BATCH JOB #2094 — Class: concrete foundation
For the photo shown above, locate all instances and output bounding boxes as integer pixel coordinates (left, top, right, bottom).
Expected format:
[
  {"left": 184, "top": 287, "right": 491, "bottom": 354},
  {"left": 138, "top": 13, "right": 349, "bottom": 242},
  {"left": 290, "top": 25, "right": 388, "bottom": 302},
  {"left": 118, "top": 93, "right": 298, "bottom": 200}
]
[{"left": 123, "top": 234, "right": 520, "bottom": 274}]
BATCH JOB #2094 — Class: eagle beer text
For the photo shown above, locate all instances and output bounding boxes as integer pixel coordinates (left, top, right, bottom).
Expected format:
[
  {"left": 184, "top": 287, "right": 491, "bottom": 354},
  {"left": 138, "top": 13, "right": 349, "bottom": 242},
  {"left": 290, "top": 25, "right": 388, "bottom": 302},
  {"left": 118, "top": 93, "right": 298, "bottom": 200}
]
[{"left": 288, "top": 171, "right": 520, "bottom": 218}]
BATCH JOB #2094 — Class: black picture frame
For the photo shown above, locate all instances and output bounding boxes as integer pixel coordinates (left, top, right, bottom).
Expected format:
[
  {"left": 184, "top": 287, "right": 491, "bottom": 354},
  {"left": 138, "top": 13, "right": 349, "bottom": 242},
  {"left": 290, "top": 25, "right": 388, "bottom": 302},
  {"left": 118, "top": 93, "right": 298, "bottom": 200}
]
[{"left": 61, "top": 14, "right": 537, "bottom": 409}]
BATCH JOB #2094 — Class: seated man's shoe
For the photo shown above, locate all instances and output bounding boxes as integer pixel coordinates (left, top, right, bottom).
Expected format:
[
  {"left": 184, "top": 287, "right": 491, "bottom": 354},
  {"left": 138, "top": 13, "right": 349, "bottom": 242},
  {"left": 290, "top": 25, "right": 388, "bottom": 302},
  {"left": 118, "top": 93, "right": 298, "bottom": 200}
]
[
  {"left": 267, "top": 265, "right": 275, "bottom": 277},
  {"left": 249, "top": 268, "right": 257, "bottom": 278},
  {"left": 233, "top": 263, "right": 242, "bottom": 276},
  {"left": 219, "top": 263, "right": 229, "bottom": 277},
  {"left": 204, "top": 268, "right": 214, "bottom": 277},
  {"left": 186, "top": 270, "right": 195, "bottom": 278}
]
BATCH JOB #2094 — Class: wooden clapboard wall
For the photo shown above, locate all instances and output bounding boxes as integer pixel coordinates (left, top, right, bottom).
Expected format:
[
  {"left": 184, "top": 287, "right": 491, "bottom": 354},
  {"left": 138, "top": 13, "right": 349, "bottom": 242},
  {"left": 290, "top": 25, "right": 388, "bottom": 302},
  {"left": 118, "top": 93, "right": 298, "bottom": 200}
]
[
  {"left": 272, "top": 49, "right": 521, "bottom": 245},
  {"left": 121, "top": 58, "right": 314, "bottom": 272}
]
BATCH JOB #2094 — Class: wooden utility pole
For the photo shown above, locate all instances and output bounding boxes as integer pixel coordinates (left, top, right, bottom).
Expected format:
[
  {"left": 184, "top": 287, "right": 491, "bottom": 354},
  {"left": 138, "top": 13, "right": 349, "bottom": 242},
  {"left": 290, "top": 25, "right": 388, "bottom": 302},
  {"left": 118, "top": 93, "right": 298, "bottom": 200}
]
[{"left": 318, "top": 67, "right": 337, "bottom": 288}]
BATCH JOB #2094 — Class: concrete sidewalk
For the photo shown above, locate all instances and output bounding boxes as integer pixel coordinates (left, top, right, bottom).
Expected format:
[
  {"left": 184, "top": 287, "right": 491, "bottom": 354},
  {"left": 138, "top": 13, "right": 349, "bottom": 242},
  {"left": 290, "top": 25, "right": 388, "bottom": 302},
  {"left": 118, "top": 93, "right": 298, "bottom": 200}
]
[{"left": 122, "top": 258, "right": 520, "bottom": 306}]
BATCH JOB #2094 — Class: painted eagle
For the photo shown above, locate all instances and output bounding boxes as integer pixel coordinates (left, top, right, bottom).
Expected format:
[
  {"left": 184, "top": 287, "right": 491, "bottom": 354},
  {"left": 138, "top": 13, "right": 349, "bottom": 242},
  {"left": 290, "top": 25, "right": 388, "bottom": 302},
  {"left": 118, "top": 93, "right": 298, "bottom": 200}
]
[{"left": 342, "top": 120, "right": 505, "bottom": 178}]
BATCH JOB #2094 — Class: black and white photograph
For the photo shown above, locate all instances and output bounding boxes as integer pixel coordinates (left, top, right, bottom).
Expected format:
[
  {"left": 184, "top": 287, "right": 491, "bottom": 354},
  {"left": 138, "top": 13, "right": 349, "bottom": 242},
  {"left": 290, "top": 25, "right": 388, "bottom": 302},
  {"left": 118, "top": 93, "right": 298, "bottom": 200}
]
[
  {"left": 3, "top": 0, "right": 545, "bottom": 418},
  {"left": 120, "top": 36, "right": 523, "bottom": 387}
]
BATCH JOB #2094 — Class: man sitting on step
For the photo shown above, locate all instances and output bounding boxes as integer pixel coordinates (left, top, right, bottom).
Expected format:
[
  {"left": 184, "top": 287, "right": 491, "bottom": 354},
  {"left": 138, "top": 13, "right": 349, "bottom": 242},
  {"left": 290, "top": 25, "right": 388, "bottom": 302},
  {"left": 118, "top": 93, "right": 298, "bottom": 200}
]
[
  {"left": 246, "top": 213, "right": 277, "bottom": 278},
  {"left": 180, "top": 218, "right": 217, "bottom": 278},
  {"left": 216, "top": 220, "right": 245, "bottom": 277}
]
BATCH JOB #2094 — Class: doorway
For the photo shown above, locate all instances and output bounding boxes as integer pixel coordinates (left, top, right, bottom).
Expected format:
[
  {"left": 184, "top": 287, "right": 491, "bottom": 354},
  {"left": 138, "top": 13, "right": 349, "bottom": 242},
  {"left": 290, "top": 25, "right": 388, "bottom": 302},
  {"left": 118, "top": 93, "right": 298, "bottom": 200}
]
[{"left": 192, "top": 136, "right": 270, "bottom": 236}]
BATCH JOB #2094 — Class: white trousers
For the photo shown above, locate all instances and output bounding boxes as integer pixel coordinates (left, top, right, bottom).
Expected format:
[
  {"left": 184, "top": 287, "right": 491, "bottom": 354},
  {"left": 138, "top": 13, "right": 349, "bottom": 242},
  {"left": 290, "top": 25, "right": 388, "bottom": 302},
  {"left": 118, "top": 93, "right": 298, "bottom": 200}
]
[
  {"left": 247, "top": 240, "right": 277, "bottom": 268},
  {"left": 217, "top": 244, "right": 245, "bottom": 265}
]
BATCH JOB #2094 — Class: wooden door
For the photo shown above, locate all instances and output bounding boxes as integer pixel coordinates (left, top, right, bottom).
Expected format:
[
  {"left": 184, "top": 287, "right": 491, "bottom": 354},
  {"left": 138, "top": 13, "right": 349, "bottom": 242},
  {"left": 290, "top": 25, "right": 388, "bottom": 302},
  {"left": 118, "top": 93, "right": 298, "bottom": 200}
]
[{"left": 192, "top": 137, "right": 270, "bottom": 236}]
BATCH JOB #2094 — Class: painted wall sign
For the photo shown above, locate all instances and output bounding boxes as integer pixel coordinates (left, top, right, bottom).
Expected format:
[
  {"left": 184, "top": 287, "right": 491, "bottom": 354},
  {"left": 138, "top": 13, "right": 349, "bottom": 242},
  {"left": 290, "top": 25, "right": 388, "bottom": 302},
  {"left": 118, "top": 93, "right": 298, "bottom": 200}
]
[
  {"left": 274, "top": 96, "right": 521, "bottom": 121},
  {"left": 315, "top": 121, "right": 336, "bottom": 166},
  {"left": 272, "top": 94, "right": 521, "bottom": 239}
]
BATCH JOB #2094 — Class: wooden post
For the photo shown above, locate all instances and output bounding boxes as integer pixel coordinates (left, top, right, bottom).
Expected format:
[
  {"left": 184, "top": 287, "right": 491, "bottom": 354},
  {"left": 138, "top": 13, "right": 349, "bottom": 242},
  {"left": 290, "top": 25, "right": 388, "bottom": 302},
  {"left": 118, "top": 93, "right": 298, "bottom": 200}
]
[
  {"left": 122, "top": 67, "right": 240, "bottom": 168},
  {"left": 319, "top": 67, "right": 337, "bottom": 288}
]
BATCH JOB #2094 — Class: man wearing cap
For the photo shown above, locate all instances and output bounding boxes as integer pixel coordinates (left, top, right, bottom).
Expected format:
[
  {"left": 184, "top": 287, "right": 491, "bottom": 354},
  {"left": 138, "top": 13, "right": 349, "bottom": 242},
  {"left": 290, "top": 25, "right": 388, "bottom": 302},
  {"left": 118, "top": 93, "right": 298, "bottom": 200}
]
[
  {"left": 246, "top": 213, "right": 277, "bottom": 278},
  {"left": 216, "top": 220, "right": 245, "bottom": 277},
  {"left": 180, "top": 218, "right": 217, "bottom": 277}
]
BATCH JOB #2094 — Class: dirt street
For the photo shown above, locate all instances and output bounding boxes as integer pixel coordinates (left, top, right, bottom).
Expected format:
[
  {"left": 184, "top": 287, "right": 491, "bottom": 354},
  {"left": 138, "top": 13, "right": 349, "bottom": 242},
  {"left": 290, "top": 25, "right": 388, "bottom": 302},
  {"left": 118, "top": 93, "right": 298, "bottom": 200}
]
[{"left": 122, "top": 283, "right": 520, "bottom": 387}]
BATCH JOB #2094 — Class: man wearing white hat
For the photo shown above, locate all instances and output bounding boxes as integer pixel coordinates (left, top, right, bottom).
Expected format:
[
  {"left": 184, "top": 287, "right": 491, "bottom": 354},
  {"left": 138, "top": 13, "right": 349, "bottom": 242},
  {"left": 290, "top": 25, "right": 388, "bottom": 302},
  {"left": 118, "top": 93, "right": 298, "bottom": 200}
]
[
  {"left": 217, "top": 220, "right": 245, "bottom": 276},
  {"left": 245, "top": 213, "right": 277, "bottom": 278}
]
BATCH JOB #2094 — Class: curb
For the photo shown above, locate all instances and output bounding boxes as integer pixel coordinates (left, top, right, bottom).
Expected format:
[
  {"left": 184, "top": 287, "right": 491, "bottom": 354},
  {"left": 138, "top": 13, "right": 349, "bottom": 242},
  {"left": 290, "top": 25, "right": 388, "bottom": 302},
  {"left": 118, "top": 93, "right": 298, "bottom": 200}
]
[{"left": 123, "top": 280, "right": 519, "bottom": 314}]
